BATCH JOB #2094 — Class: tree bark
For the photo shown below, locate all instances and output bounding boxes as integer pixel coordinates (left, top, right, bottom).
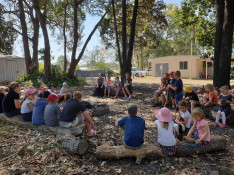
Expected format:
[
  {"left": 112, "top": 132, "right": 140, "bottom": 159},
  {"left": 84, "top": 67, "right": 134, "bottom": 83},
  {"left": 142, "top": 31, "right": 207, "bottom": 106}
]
[
  {"left": 67, "top": 2, "right": 110, "bottom": 78},
  {"left": 61, "top": 139, "right": 88, "bottom": 155},
  {"left": 217, "top": 0, "right": 234, "bottom": 87},
  {"left": 127, "top": 0, "right": 139, "bottom": 75},
  {"left": 63, "top": 0, "right": 68, "bottom": 72},
  {"left": 112, "top": 0, "right": 122, "bottom": 67},
  {"left": 33, "top": 0, "right": 51, "bottom": 79},
  {"left": 32, "top": 13, "right": 39, "bottom": 71},
  {"left": 18, "top": 0, "right": 32, "bottom": 74},
  {"left": 96, "top": 139, "right": 227, "bottom": 164},
  {"left": 121, "top": 0, "right": 127, "bottom": 85}
]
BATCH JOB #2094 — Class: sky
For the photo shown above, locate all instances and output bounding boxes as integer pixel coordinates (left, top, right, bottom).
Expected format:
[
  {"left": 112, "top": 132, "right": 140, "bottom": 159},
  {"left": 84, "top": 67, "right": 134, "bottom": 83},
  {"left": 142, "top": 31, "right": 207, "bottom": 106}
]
[{"left": 11, "top": 0, "right": 182, "bottom": 64}]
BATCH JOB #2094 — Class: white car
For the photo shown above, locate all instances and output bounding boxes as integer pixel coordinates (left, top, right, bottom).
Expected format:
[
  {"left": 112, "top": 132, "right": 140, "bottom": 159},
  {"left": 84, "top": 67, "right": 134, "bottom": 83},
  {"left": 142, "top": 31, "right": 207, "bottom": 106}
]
[{"left": 131, "top": 67, "right": 147, "bottom": 77}]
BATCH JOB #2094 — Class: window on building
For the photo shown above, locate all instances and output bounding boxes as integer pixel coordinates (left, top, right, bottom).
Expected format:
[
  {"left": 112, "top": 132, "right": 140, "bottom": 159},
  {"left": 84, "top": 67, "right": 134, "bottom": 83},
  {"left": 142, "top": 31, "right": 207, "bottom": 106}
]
[{"left": 179, "top": 61, "right": 188, "bottom": 70}]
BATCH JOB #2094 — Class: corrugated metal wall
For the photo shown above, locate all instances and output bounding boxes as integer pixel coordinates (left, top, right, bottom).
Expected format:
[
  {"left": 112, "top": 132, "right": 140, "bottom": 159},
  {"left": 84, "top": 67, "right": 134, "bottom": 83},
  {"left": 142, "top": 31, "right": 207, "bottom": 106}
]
[{"left": 0, "top": 58, "right": 26, "bottom": 82}]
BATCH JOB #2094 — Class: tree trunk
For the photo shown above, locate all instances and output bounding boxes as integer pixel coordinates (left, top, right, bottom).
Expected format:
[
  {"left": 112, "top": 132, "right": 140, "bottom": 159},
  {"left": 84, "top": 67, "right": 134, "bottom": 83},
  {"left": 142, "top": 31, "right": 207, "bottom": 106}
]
[
  {"left": 127, "top": 0, "right": 139, "bottom": 75},
  {"left": 112, "top": 0, "right": 122, "bottom": 66},
  {"left": 33, "top": 0, "right": 51, "bottom": 79},
  {"left": 96, "top": 139, "right": 227, "bottom": 164},
  {"left": 121, "top": 0, "right": 127, "bottom": 85},
  {"left": 67, "top": 3, "right": 110, "bottom": 78},
  {"left": 217, "top": 0, "right": 234, "bottom": 87},
  {"left": 63, "top": 1, "right": 68, "bottom": 72},
  {"left": 32, "top": 13, "right": 39, "bottom": 71},
  {"left": 18, "top": 0, "right": 33, "bottom": 74},
  {"left": 61, "top": 139, "right": 88, "bottom": 155}
]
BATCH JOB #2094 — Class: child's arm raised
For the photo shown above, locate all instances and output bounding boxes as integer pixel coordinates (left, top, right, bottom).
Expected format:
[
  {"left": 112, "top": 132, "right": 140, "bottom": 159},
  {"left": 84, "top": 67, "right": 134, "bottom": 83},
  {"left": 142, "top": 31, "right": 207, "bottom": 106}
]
[
  {"left": 27, "top": 102, "right": 34, "bottom": 110},
  {"left": 196, "top": 125, "right": 209, "bottom": 144}
]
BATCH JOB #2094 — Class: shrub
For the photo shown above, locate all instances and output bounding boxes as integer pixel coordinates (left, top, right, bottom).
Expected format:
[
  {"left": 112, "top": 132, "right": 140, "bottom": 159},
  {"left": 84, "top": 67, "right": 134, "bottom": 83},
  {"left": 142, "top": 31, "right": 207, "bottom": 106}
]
[{"left": 17, "top": 70, "right": 88, "bottom": 88}]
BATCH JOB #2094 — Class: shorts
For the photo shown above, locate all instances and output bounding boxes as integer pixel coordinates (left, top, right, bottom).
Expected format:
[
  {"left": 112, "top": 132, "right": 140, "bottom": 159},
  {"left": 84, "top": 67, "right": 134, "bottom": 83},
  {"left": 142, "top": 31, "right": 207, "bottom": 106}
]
[
  {"left": 155, "top": 140, "right": 176, "bottom": 156},
  {"left": 106, "top": 86, "right": 112, "bottom": 90},
  {"left": 21, "top": 111, "right": 32, "bottom": 122},
  {"left": 59, "top": 115, "right": 82, "bottom": 128},
  {"left": 120, "top": 127, "right": 141, "bottom": 149},
  {"left": 169, "top": 90, "right": 175, "bottom": 98},
  {"left": 192, "top": 128, "right": 210, "bottom": 149},
  {"left": 175, "top": 92, "right": 183, "bottom": 104}
]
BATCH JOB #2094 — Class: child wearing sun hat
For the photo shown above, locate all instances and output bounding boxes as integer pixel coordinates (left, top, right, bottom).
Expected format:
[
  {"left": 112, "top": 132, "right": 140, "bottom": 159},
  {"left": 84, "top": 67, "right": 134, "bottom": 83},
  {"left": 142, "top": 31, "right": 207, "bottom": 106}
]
[
  {"left": 184, "top": 85, "right": 199, "bottom": 111},
  {"left": 154, "top": 107, "right": 176, "bottom": 156}
]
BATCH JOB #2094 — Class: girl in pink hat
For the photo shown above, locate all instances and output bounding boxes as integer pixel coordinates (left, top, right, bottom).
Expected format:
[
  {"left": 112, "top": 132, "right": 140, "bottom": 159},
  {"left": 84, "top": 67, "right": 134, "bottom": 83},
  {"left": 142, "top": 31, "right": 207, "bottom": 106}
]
[
  {"left": 154, "top": 107, "right": 176, "bottom": 156},
  {"left": 21, "top": 90, "right": 36, "bottom": 121}
]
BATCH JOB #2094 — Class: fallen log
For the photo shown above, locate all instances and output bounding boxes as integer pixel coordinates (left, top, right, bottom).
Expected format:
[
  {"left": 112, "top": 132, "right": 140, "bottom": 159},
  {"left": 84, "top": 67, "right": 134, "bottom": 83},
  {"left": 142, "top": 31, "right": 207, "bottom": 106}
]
[
  {"left": 202, "top": 106, "right": 234, "bottom": 126},
  {"left": 96, "top": 138, "right": 227, "bottom": 164},
  {"left": 0, "top": 114, "right": 88, "bottom": 155}
]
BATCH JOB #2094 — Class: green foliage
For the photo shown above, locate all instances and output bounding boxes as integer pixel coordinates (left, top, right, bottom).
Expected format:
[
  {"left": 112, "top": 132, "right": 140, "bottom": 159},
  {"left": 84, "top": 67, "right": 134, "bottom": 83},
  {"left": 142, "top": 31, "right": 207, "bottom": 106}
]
[{"left": 17, "top": 69, "right": 87, "bottom": 88}]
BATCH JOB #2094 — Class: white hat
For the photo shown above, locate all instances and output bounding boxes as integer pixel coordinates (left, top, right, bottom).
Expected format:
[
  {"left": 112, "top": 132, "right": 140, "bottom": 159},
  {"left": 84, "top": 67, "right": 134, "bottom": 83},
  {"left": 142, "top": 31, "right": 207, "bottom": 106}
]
[{"left": 63, "top": 82, "right": 67, "bottom": 86}]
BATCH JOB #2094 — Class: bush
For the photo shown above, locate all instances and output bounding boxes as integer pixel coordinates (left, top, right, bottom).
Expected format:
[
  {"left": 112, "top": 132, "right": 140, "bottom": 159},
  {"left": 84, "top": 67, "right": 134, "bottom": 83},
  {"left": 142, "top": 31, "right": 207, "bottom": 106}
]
[{"left": 17, "top": 70, "right": 88, "bottom": 88}]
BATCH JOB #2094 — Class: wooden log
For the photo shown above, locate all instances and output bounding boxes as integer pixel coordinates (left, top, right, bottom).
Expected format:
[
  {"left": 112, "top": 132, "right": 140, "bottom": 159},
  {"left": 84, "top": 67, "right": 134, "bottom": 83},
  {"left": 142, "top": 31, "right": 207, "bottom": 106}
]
[
  {"left": 96, "top": 138, "right": 227, "bottom": 164},
  {"left": 61, "top": 139, "right": 89, "bottom": 155},
  {"left": 202, "top": 106, "right": 234, "bottom": 126}
]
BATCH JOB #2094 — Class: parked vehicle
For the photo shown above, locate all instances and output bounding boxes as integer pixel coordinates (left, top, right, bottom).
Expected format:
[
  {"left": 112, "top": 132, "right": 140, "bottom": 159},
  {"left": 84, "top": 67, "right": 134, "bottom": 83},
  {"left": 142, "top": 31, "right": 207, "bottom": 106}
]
[
  {"left": 131, "top": 67, "right": 147, "bottom": 77},
  {"left": 146, "top": 68, "right": 152, "bottom": 76}
]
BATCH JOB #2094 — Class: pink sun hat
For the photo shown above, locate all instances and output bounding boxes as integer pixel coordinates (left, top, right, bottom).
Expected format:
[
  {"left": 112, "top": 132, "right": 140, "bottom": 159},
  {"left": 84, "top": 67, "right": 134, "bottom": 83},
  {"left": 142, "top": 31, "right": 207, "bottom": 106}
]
[
  {"left": 26, "top": 90, "right": 37, "bottom": 96},
  {"left": 154, "top": 107, "right": 173, "bottom": 122},
  {"left": 39, "top": 86, "right": 46, "bottom": 91}
]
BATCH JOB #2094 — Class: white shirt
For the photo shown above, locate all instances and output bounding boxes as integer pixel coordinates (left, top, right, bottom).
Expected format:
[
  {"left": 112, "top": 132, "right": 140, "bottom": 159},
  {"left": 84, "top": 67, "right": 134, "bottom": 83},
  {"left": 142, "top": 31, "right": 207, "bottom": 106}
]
[
  {"left": 154, "top": 120, "right": 176, "bottom": 146},
  {"left": 179, "top": 110, "right": 191, "bottom": 129},
  {"left": 21, "top": 99, "right": 33, "bottom": 114},
  {"left": 60, "top": 87, "right": 68, "bottom": 95},
  {"left": 48, "top": 89, "right": 53, "bottom": 93}
]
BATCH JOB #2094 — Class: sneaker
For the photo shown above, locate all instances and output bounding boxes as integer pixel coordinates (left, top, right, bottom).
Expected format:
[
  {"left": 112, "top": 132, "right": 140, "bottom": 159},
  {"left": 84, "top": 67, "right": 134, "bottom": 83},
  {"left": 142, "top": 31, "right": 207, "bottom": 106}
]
[
  {"left": 170, "top": 106, "right": 175, "bottom": 110},
  {"left": 220, "top": 124, "right": 226, "bottom": 128},
  {"left": 214, "top": 122, "right": 219, "bottom": 127},
  {"left": 127, "top": 96, "right": 132, "bottom": 100},
  {"left": 123, "top": 96, "right": 128, "bottom": 99},
  {"left": 152, "top": 103, "right": 158, "bottom": 107}
]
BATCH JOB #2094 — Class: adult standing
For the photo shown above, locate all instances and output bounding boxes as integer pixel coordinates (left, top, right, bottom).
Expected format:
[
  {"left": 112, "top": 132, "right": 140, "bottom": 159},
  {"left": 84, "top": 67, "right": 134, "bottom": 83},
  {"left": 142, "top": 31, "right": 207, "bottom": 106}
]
[{"left": 2, "top": 82, "right": 21, "bottom": 117}]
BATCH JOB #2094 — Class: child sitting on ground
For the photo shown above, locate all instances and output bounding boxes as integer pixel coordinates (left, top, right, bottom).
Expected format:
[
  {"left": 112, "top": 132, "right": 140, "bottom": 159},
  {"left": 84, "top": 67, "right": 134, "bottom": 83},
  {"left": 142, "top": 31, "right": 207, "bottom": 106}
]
[
  {"left": 184, "top": 85, "right": 200, "bottom": 111},
  {"left": 115, "top": 103, "right": 146, "bottom": 148},
  {"left": 44, "top": 93, "right": 61, "bottom": 126},
  {"left": 203, "top": 84, "right": 218, "bottom": 107},
  {"left": 122, "top": 73, "right": 132, "bottom": 99},
  {"left": 21, "top": 90, "right": 36, "bottom": 122},
  {"left": 153, "top": 77, "right": 167, "bottom": 107},
  {"left": 154, "top": 107, "right": 176, "bottom": 156},
  {"left": 60, "top": 91, "right": 96, "bottom": 136},
  {"left": 37, "top": 86, "right": 46, "bottom": 99},
  {"left": 104, "top": 76, "right": 112, "bottom": 98},
  {"left": 0, "top": 86, "right": 7, "bottom": 113},
  {"left": 60, "top": 82, "right": 72, "bottom": 102},
  {"left": 166, "top": 71, "right": 176, "bottom": 109},
  {"left": 113, "top": 76, "right": 121, "bottom": 98},
  {"left": 32, "top": 91, "right": 50, "bottom": 125},
  {"left": 214, "top": 85, "right": 233, "bottom": 128},
  {"left": 184, "top": 107, "right": 210, "bottom": 148},
  {"left": 173, "top": 101, "right": 191, "bottom": 140}
]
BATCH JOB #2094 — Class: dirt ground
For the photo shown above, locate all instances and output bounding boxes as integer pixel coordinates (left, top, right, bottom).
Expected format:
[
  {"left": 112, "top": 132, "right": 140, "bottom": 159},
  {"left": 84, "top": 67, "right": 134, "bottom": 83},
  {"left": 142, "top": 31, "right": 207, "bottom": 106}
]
[{"left": 0, "top": 79, "right": 234, "bottom": 174}]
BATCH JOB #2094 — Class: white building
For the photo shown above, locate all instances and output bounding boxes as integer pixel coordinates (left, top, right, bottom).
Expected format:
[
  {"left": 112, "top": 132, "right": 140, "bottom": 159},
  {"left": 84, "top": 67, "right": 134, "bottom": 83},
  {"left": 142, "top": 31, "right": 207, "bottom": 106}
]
[{"left": 0, "top": 55, "right": 26, "bottom": 82}]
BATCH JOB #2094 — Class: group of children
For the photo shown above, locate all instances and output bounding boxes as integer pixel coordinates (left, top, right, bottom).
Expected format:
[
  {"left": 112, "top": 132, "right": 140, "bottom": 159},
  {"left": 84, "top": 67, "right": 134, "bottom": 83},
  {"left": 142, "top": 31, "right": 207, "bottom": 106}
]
[
  {"left": 96, "top": 73, "right": 132, "bottom": 99},
  {"left": 0, "top": 82, "right": 96, "bottom": 136}
]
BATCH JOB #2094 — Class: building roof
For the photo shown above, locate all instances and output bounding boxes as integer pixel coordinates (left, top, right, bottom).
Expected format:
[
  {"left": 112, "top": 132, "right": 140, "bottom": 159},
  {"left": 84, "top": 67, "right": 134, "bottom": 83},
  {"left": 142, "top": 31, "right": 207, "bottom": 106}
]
[
  {"left": 151, "top": 55, "right": 213, "bottom": 61},
  {"left": 0, "top": 55, "right": 24, "bottom": 59}
]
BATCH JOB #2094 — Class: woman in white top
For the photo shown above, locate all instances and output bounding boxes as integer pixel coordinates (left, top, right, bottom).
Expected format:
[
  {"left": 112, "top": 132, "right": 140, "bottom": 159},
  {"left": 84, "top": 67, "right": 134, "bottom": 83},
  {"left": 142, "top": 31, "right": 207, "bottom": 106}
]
[
  {"left": 21, "top": 90, "right": 36, "bottom": 121},
  {"left": 154, "top": 107, "right": 176, "bottom": 156}
]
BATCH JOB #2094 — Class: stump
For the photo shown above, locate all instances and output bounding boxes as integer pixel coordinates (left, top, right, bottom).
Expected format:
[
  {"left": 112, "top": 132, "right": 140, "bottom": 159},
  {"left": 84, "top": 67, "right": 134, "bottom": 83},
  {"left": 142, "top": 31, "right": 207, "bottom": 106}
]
[
  {"left": 91, "top": 104, "right": 110, "bottom": 117},
  {"left": 61, "top": 139, "right": 89, "bottom": 155},
  {"left": 96, "top": 138, "right": 227, "bottom": 164},
  {"left": 0, "top": 114, "right": 88, "bottom": 155},
  {"left": 203, "top": 106, "right": 234, "bottom": 126}
]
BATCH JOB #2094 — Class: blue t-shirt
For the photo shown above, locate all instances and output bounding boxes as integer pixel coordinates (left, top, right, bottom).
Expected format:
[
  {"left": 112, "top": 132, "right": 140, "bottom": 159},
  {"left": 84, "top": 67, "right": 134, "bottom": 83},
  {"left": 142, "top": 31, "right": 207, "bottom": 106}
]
[
  {"left": 169, "top": 78, "right": 176, "bottom": 94},
  {"left": 44, "top": 103, "right": 61, "bottom": 126},
  {"left": 32, "top": 99, "right": 48, "bottom": 125},
  {"left": 118, "top": 116, "right": 146, "bottom": 147},
  {"left": 174, "top": 79, "right": 183, "bottom": 94}
]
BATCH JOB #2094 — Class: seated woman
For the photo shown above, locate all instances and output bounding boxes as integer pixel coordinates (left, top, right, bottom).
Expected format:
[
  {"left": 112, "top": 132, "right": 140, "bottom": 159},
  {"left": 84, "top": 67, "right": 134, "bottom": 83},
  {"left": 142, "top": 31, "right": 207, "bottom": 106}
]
[
  {"left": 0, "top": 86, "right": 7, "bottom": 113},
  {"left": 96, "top": 73, "right": 105, "bottom": 97},
  {"left": 2, "top": 82, "right": 21, "bottom": 117}
]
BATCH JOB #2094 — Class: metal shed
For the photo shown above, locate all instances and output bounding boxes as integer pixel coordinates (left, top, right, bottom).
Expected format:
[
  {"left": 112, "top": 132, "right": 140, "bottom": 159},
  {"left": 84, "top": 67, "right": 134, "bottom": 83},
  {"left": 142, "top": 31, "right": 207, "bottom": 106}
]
[{"left": 0, "top": 55, "right": 26, "bottom": 82}]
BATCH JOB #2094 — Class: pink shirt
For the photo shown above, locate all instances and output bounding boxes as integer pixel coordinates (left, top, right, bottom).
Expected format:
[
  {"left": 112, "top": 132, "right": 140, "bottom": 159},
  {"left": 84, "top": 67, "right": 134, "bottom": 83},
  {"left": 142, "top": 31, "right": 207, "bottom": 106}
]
[
  {"left": 106, "top": 80, "right": 112, "bottom": 86},
  {"left": 196, "top": 119, "right": 210, "bottom": 142}
]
